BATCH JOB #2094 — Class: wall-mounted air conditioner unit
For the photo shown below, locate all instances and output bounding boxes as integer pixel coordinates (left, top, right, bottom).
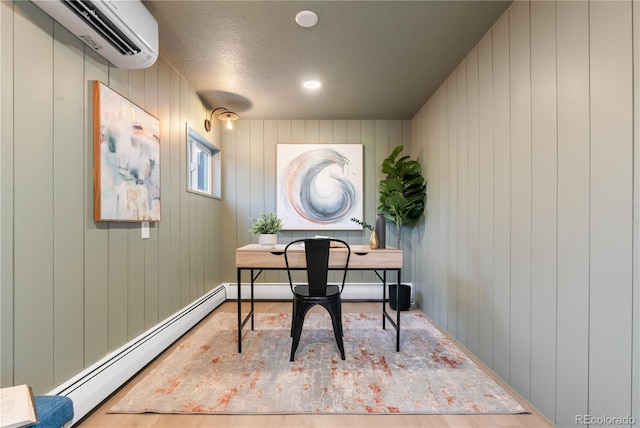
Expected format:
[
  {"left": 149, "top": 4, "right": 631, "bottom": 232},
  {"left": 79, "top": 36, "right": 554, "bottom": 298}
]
[{"left": 30, "top": 0, "right": 158, "bottom": 69}]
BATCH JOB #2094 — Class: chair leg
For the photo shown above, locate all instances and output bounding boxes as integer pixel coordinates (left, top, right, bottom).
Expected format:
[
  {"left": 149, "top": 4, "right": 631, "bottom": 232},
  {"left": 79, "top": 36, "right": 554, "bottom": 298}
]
[
  {"left": 290, "top": 300, "right": 312, "bottom": 361},
  {"left": 323, "top": 300, "right": 345, "bottom": 360},
  {"left": 290, "top": 299, "right": 295, "bottom": 337}
]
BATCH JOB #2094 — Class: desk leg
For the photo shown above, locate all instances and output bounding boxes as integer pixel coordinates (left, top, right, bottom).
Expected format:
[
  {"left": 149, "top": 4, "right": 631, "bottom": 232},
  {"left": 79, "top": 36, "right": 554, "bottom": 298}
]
[
  {"left": 237, "top": 268, "right": 242, "bottom": 353},
  {"left": 250, "top": 269, "right": 255, "bottom": 330},
  {"left": 382, "top": 270, "right": 387, "bottom": 330}
]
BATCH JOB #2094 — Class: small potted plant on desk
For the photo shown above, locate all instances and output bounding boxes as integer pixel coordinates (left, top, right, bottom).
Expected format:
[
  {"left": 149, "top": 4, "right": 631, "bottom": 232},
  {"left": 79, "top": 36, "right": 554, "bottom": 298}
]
[
  {"left": 378, "top": 145, "right": 426, "bottom": 310},
  {"left": 249, "top": 213, "right": 283, "bottom": 248}
]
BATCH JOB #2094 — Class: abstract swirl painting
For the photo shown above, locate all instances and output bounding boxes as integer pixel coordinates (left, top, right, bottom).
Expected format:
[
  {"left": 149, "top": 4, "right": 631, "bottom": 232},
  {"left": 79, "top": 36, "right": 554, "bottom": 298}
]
[{"left": 277, "top": 144, "right": 363, "bottom": 230}]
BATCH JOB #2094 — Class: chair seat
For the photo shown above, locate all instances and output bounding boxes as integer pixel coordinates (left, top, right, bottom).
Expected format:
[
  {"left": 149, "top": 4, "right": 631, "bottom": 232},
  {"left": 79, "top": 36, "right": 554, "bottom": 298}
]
[{"left": 293, "top": 284, "right": 341, "bottom": 298}]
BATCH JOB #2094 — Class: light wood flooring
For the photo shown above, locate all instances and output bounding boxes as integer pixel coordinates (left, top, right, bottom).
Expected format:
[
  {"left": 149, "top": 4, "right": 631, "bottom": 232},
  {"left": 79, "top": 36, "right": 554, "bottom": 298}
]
[{"left": 78, "top": 301, "right": 554, "bottom": 428}]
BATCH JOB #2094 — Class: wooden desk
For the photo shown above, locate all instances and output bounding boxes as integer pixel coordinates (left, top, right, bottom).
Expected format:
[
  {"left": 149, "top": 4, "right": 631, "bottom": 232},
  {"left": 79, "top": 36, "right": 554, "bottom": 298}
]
[{"left": 235, "top": 244, "right": 404, "bottom": 353}]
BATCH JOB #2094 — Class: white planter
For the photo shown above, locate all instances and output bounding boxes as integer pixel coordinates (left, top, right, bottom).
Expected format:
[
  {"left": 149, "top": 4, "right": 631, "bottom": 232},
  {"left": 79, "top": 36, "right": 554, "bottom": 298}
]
[{"left": 258, "top": 233, "right": 278, "bottom": 248}]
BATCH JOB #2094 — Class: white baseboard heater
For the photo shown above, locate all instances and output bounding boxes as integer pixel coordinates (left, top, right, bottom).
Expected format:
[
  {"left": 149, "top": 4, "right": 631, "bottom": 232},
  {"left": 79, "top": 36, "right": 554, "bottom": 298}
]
[
  {"left": 224, "top": 282, "right": 413, "bottom": 302},
  {"left": 49, "top": 285, "right": 227, "bottom": 425}
]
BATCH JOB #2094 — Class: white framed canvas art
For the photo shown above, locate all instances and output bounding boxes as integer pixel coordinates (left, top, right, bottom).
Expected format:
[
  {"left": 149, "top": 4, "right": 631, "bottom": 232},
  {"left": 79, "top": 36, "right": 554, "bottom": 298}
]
[
  {"left": 277, "top": 144, "right": 363, "bottom": 230},
  {"left": 93, "top": 80, "right": 160, "bottom": 222}
]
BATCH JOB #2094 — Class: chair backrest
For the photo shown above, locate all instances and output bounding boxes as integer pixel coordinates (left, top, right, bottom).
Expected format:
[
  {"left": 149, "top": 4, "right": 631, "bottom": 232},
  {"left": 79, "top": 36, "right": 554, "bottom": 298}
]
[{"left": 284, "top": 238, "right": 351, "bottom": 296}]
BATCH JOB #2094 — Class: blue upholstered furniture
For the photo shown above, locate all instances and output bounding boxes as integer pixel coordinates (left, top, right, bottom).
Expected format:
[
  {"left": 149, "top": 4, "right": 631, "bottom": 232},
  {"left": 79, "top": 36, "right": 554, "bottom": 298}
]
[{"left": 32, "top": 395, "right": 74, "bottom": 428}]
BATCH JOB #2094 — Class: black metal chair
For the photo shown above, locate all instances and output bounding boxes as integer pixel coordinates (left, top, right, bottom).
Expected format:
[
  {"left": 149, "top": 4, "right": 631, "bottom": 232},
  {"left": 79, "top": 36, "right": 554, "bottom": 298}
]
[{"left": 284, "top": 238, "right": 351, "bottom": 361}]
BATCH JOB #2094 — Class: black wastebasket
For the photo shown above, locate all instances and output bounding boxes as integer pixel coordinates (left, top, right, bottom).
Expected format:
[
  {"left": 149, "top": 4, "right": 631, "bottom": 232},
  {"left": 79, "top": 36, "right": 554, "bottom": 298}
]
[{"left": 388, "top": 284, "right": 411, "bottom": 311}]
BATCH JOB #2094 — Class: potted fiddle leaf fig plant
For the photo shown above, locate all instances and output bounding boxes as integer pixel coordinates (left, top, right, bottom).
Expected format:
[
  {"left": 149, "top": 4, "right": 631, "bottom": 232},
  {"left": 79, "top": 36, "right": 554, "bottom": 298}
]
[
  {"left": 378, "top": 145, "right": 426, "bottom": 249},
  {"left": 378, "top": 145, "right": 426, "bottom": 311},
  {"left": 249, "top": 212, "right": 283, "bottom": 248}
]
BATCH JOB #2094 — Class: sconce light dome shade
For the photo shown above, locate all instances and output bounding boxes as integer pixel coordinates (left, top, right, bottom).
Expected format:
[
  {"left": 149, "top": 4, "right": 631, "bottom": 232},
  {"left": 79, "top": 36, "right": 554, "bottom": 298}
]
[
  {"left": 219, "top": 111, "right": 239, "bottom": 130},
  {"left": 218, "top": 111, "right": 239, "bottom": 122}
]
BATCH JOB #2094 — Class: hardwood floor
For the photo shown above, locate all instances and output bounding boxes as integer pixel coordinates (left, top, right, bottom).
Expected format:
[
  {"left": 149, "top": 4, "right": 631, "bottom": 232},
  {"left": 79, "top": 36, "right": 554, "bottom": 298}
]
[{"left": 78, "top": 301, "right": 553, "bottom": 428}]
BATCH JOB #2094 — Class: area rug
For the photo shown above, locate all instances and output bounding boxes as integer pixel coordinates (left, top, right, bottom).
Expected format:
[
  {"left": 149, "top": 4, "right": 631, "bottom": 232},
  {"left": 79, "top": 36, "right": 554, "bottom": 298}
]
[{"left": 108, "top": 311, "right": 528, "bottom": 415}]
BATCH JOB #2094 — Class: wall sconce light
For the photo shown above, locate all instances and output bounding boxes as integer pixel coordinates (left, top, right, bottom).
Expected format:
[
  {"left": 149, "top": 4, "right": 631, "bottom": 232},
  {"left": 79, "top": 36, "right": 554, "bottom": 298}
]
[{"left": 204, "top": 107, "right": 239, "bottom": 132}]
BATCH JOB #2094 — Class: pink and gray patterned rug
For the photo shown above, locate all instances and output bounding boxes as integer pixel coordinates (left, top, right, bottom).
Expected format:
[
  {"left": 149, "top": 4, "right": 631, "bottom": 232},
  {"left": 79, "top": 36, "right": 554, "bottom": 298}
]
[{"left": 108, "top": 311, "right": 528, "bottom": 415}]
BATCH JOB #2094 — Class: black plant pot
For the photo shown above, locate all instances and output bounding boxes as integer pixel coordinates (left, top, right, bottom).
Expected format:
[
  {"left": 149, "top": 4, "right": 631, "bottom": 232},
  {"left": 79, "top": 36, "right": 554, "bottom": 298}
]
[{"left": 388, "top": 284, "right": 411, "bottom": 311}]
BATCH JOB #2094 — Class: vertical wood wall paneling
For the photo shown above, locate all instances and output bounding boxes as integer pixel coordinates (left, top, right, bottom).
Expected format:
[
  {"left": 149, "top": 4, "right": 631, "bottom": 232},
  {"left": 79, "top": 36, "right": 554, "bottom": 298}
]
[
  {"left": 414, "top": 1, "right": 638, "bottom": 425},
  {"left": 418, "top": 104, "right": 429, "bottom": 314},
  {"left": 529, "top": 0, "right": 558, "bottom": 419},
  {"left": 262, "top": 121, "right": 279, "bottom": 284},
  {"left": 127, "top": 69, "right": 146, "bottom": 339},
  {"left": 187, "top": 91, "right": 199, "bottom": 299},
  {"left": 555, "top": 2, "right": 590, "bottom": 424},
  {"left": 491, "top": 12, "right": 511, "bottom": 382},
  {"left": 289, "top": 120, "right": 307, "bottom": 247},
  {"left": 107, "top": 71, "right": 130, "bottom": 350},
  {"left": 263, "top": 120, "right": 277, "bottom": 213},
  {"left": 427, "top": 95, "right": 441, "bottom": 320},
  {"left": 143, "top": 63, "right": 160, "bottom": 330},
  {"left": 446, "top": 74, "right": 458, "bottom": 335},
  {"left": 427, "top": 86, "right": 442, "bottom": 325},
  {"left": 466, "top": 46, "right": 480, "bottom": 356},
  {"left": 178, "top": 78, "right": 191, "bottom": 305},
  {"left": 191, "top": 92, "right": 205, "bottom": 299},
  {"left": 235, "top": 120, "right": 252, "bottom": 252},
  {"left": 455, "top": 61, "right": 468, "bottom": 345},
  {"left": 588, "top": 0, "right": 633, "bottom": 418},
  {"left": 508, "top": 1, "right": 532, "bottom": 398},
  {"left": 52, "top": 22, "right": 85, "bottom": 385},
  {"left": 168, "top": 65, "right": 182, "bottom": 313},
  {"left": 13, "top": 1, "right": 54, "bottom": 391},
  {"left": 0, "top": 0, "right": 16, "bottom": 387},
  {"left": 83, "top": 46, "right": 110, "bottom": 368},
  {"left": 436, "top": 84, "right": 449, "bottom": 328},
  {"left": 249, "top": 120, "right": 265, "bottom": 245},
  {"left": 477, "top": 31, "right": 494, "bottom": 367},
  {"left": 633, "top": 0, "right": 640, "bottom": 423},
  {"left": 157, "top": 58, "right": 172, "bottom": 320}
]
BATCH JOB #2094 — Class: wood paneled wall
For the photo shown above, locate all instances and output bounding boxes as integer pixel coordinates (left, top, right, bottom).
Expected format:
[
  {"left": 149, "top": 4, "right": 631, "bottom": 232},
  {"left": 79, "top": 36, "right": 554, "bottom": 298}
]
[
  {"left": 412, "top": 1, "right": 639, "bottom": 426},
  {"left": 219, "top": 119, "right": 412, "bottom": 285},
  {"left": 1, "top": 1, "right": 222, "bottom": 393}
]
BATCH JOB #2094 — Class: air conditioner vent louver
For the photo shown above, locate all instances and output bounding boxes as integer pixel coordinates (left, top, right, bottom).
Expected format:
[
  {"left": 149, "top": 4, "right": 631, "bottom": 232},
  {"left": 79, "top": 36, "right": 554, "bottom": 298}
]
[
  {"left": 30, "top": 0, "right": 158, "bottom": 69},
  {"left": 61, "top": 0, "right": 140, "bottom": 56}
]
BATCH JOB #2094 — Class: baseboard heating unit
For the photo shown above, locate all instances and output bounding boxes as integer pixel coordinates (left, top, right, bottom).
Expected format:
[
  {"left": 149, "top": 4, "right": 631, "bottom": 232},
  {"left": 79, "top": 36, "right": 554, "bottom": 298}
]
[{"left": 48, "top": 285, "right": 227, "bottom": 424}]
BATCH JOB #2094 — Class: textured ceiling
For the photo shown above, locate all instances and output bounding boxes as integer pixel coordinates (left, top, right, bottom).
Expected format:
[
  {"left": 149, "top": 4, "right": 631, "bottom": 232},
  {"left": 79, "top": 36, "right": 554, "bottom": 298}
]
[{"left": 143, "top": 1, "right": 511, "bottom": 120}]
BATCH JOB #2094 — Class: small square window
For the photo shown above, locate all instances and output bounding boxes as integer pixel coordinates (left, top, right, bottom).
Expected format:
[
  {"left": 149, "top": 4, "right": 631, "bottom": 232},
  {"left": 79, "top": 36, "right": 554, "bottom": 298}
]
[{"left": 187, "top": 124, "right": 220, "bottom": 199}]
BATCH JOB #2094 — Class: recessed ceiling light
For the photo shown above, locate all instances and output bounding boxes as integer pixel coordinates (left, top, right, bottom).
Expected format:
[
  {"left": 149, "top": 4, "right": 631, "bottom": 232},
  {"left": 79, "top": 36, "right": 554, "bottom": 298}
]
[
  {"left": 303, "top": 80, "right": 321, "bottom": 90},
  {"left": 295, "top": 10, "right": 318, "bottom": 28}
]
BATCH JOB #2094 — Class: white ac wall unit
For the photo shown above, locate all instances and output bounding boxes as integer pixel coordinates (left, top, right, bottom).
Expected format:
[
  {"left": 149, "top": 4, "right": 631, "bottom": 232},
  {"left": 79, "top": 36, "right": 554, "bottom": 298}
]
[{"left": 30, "top": 0, "right": 158, "bottom": 69}]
